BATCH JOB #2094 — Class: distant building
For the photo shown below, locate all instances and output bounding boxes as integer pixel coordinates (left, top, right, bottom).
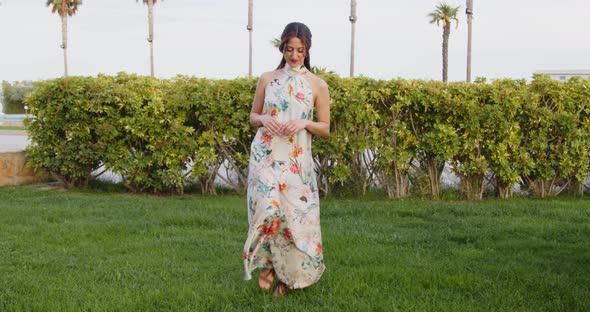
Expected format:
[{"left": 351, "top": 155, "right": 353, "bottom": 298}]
[{"left": 534, "top": 70, "right": 590, "bottom": 81}]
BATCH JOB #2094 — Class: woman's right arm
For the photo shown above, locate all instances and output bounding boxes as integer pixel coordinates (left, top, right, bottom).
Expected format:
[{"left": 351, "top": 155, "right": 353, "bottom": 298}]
[{"left": 250, "top": 73, "right": 283, "bottom": 135}]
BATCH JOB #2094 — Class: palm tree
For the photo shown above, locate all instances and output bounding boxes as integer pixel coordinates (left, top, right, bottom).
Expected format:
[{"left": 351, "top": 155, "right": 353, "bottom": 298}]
[
  {"left": 465, "top": 0, "right": 474, "bottom": 83},
  {"left": 46, "top": 0, "right": 81, "bottom": 77},
  {"left": 349, "top": 0, "right": 357, "bottom": 77},
  {"left": 428, "top": 3, "right": 460, "bottom": 83},
  {"left": 247, "top": 0, "right": 253, "bottom": 76},
  {"left": 137, "top": 0, "right": 159, "bottom": 77}
]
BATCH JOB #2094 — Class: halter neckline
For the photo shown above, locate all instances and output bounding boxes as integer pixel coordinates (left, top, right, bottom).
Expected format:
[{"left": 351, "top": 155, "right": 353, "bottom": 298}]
[{"left": 284, "top": 64, "right": 306, "bottom": 76}]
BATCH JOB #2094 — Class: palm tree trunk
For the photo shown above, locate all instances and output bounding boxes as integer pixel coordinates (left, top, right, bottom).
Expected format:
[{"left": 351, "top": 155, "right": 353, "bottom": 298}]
[
  {"left": 442, "top": 25, "right": 450, "bottom": 83},
  {"left": 466, "top": 0, "right": 473, "bottom": 83},
  {"left": 148, "top": 0, "right": 155, "bottom": 77},
  {"left": 247, "top": 0, "right": 253, "bottom": 76},
  {"left": 61, "top": 12, "right": 68, "bottom": 77},
  {"left": 349, "top": 0, "right": 357, "bottom": 77}
]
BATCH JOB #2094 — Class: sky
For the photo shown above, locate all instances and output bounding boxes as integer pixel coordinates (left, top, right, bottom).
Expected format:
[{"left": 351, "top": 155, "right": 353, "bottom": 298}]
[{"left": 0, "top": 0, "right": 589, "bottom": 83}]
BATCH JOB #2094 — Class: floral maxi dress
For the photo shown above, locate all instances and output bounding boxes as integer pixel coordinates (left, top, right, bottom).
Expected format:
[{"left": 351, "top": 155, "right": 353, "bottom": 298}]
[{"left": 243, "top": 65, "right": 325, "bottom": 289}]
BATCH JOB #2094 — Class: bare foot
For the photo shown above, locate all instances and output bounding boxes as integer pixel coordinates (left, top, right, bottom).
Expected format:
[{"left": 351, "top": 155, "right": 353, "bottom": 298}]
[
  {"left": 258, "top": 268, "right": 274, "bottom": 291},
  {"left": 273, "top": 282, "right": 289, "bottom": 297}
]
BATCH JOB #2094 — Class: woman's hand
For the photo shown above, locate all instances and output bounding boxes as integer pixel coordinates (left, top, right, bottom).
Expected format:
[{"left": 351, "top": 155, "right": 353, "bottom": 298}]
[
  {"left": 282, "top": 119, "right": 311, "bottom": 136},
  {"left": 260, "top": 115, "right": 284, "bottom": 136}
]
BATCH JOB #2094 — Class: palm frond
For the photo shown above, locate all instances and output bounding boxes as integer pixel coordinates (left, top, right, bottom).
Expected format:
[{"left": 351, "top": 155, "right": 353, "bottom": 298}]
[
  {"left": 46, "top": 0, "right": 81, "bottom": 17},
  {"left": 428, "top": 2, "right": 460, "bottom": 27}
]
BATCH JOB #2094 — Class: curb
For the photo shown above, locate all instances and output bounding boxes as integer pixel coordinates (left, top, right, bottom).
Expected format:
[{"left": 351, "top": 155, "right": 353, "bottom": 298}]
[{"left": 0, "top": 130, "right": 27, "bottom": 136}]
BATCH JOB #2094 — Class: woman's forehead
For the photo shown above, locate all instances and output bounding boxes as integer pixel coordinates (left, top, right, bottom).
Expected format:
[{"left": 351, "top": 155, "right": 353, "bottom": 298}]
[{"left": 285, "top": 37, "right": 305, "bottom": 48}]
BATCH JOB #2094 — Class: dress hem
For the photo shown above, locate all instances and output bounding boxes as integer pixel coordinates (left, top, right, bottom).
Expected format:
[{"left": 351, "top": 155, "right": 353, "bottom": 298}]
[{"left": 243, "top": 262, "right": 325, "bottom": 290}]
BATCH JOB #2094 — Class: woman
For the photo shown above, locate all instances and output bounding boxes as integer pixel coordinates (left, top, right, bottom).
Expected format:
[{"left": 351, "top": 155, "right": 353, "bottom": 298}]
[{"left": 242, "top": 22, "right": 330, "bottom": 297}]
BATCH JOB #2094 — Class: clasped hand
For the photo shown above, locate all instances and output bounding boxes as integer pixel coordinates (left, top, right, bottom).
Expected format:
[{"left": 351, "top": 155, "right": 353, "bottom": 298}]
[{"left": 261, "top": 115, "right": 310, "bottom": 136}]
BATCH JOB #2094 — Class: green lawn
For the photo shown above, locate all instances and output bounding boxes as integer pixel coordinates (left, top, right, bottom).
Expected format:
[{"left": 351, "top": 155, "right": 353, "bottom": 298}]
[
  {"left": 0, "top": 126, "right": 25, "bottom": 131},
  {"left": 0, "top": 186, "right": 589, "bottom": 311}
]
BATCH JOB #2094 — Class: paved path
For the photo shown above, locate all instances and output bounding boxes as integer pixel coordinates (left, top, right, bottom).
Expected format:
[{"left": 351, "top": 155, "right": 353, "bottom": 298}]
[{"left": 0, "top": 131, "right": 29, "bottom": 152}]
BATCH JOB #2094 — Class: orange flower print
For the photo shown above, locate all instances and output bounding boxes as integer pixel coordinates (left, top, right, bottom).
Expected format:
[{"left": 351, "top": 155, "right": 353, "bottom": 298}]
[
  {"left": 270, "top": 199, "right": 279, "bottom": 209},
  {"left": 264, "top": 218, "right": 281, "bottom": 236},
  {"left": 261, "top": 131, "right": 273, "bottom": 145},
  {"left": 316, "top": 243, "right": 322, "bottom": 255},
  {"left": 296, "top": 92, "right": 305, "bottom": 101},
  {"left": 270, "top": 108, "right": 278, "bottom": 117},
  {"left": 290, "top": 145, "right": 304, "bottom": 158},
  {"left": 289, "top": 84, "right": 295, "bottom": 95},
  {"left": 279, "top": 183, "right": 287, "bottom": 192},
  {"left": 289, "top": 163, "right": 300, "bottom": 174}
]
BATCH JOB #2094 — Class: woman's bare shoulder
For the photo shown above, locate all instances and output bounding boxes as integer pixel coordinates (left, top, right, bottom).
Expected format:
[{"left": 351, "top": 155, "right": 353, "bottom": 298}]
[
  {"left": 259, "top": 69, "right": 281, "bottom": 81},
  {"left": 258, "top": 70, "right": 282, "bottom": 89},
  {"left": 304, "top": 72, "right": 329, "bottom": 90}
]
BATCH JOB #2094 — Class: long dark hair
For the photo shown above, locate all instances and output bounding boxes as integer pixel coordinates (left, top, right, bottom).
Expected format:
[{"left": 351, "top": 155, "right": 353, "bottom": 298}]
[{"left": 276, "top": 22, "right": 312, "bottom": 70}]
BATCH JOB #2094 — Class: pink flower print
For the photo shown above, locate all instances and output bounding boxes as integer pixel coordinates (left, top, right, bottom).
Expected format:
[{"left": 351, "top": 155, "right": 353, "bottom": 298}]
[
  {"left": 261, "top": 131, "right": 273, "bottom": 146},
  {"left": 296, "top": 92, "right": 305, "bottom": 101},
  {"left": 290, "top": 163, "right": 300, "bottom": 174},
  {"left": 264, "top": 155, "right": 273, "bottom": 165}
]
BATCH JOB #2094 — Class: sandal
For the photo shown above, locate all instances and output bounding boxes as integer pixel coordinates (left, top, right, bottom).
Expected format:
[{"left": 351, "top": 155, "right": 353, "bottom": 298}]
[
  {"left": 273, "top": 281, "right": 289, "bottom": 297},
  {"left": 258, "top": 268, "right": 274, "bottom": 291}
]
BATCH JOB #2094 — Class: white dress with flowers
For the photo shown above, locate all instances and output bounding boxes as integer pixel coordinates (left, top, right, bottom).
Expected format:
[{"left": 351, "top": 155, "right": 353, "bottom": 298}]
[{"left": 243, "top": 65, "right": 325, "bottom": 289}]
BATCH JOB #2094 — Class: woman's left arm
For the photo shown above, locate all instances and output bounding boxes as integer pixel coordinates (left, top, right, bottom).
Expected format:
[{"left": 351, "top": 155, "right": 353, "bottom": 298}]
[
  {"left": 305, "top": 80, "right": 330, "bottom": 137},
  {"left": 283, "top": 80, "right": 330, "bottom": 138}
]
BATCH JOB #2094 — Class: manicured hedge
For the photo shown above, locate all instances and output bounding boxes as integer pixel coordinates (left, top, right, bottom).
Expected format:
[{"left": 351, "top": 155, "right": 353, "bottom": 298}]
[{"left": 24, "top": 73, "right": 590, "bottom": 198}]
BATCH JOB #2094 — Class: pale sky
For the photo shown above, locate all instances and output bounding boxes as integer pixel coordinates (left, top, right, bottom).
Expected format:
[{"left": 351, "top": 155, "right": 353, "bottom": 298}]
[{"left": 0, "top": 0, "right": 589, "bottom": 82}]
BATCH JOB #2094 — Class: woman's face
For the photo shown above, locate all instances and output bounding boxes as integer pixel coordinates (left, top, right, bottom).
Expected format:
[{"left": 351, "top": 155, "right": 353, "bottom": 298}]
[{"left": 283, "top": 37, "right": 306, "bottom": 68}]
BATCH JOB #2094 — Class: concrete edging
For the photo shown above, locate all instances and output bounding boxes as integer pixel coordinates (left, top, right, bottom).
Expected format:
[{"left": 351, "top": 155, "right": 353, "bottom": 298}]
[{"left": 0, "top": 151, "right": 47, "bottom": 186}]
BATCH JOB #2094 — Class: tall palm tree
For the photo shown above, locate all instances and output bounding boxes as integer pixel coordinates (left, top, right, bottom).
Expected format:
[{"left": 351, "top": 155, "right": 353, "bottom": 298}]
[
  {"left": 465, "top": 0, "right": 474, "bottom": 83},
  {"left": 137, "top": 0, "right": 159, "bottom": 77},
  {"left": 46, "top": 0, "right": 81, "bottom": 77},
  {"left": 349, "top": 0, "right": 357, "bottom": 77},
  {"left": 428, "top": 3, "right": 460, "bottom": 83},
  {"left": 247, "top": 0, "right": 253, "bottom": 76}
]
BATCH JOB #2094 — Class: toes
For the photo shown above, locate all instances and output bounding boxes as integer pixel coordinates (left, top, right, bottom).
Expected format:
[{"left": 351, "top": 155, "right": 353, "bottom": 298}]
[
  {"left": 273, "top": 282, "right": 289, "bottom": 297},
  {"left": 258, "top": 269, "right": 274, "bottom": 291}
]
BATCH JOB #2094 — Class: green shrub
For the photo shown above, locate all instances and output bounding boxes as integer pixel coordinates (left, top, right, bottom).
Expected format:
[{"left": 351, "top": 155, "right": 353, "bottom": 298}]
[
  {"left": 23, "top": 73, "right": 590, "bottom": 198},
  {"left": 518, "top": 75, "right": 590, "bottom": 197},
  {"left": 24, "top": 77, "right": 106, "bottom": 187}
]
